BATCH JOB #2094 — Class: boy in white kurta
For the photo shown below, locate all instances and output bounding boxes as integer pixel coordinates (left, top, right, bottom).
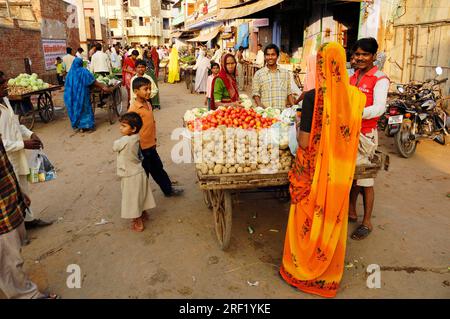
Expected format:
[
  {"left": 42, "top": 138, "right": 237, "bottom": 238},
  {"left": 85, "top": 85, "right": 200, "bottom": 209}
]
[
  {"left": 129, "top": 59, "right": 158, "bottom": 107},
  {"left": 113, "top": 112, "right": 155, "bottom": 232}
]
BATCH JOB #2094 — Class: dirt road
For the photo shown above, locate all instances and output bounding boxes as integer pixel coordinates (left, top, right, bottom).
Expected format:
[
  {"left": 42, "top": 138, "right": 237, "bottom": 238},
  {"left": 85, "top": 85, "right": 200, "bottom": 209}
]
[{"left": 6, "top": 82, "right": 449, "bottom": 298}]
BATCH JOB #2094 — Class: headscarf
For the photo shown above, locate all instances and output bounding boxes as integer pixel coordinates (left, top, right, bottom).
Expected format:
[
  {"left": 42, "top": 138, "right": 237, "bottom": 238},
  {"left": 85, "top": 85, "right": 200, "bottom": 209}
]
[
  {"left": 303, "top": 53, "right": 317, "bottom": 91},
  {"left": 143, "top": 50, "right": 155, "bottom": 71},
  {"left": 63, "top": 58, "right": 95, "bottom": 129},
  {"left": 150, "top": 46, "right": 160, "bottom": 77},
  {"left": 209, "top": 53, "right": 239, "bottom": 110},
  {"left": 280, "top": 42, "right": 366, "bottom": 298}
]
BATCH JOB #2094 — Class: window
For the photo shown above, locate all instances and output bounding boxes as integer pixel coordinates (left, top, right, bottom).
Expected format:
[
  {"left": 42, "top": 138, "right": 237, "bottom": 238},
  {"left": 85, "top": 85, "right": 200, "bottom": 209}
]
[
  {"left": 161, "top": 2, "right": 170, "bottom": 10},
  {"left": 163, "top": 18, "right": 169, "bottom": 30},
  {"left": 126, "top": 19, "right": 132, "bottom": 27},
  {"left": 139, "top": 17, "right": 144, "bottom": 26},
  {"left": 109, "top": 19, "right": 118, "bottom": 28},
  {"left": 130, "top": 0, "right": 139, "bottom": 7},
  {"left": 111, "top": 31, "right": 114, "bottom": 37}
]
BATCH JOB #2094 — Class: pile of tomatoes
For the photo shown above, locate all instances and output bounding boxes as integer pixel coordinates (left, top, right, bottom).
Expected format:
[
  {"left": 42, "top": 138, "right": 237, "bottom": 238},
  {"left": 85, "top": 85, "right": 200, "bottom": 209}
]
[{"left": 186, "top": 107, "right": 278, "bottom": 131}]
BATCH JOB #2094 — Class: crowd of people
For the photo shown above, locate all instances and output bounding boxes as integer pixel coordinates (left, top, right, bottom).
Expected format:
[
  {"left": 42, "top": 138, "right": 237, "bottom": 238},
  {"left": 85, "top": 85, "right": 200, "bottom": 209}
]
[{"left": 0, "top": 35, "right": 389, "bottom": 299}]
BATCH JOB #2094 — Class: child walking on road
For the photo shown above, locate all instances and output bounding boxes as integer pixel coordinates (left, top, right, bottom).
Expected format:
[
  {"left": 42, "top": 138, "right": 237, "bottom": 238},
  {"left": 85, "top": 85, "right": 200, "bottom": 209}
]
[
  {"left": 128, "top": 77, "right": 184, "bottom": 197},
  {"left": 113, "top": 112, "right": 155, "bottom": 232}
]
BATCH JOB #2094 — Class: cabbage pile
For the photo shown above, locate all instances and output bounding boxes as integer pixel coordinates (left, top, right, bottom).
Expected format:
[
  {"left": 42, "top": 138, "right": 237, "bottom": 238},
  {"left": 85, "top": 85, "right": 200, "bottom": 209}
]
[
  {"left": 94, "top": 74, "right": 119, "bottom": 86},
  {"left": 8, "top": 73, "right": 50, "bottom": 93},
  {"left": 239, "top": 94, "right": 253, "bottom": 109},
  {"left": 183, "top": 107, "right": 209, "bottom": 122}
]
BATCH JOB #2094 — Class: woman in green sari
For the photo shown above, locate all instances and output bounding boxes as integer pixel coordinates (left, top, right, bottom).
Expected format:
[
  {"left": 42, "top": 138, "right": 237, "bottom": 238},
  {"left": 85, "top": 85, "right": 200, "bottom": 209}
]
[{"left": 143, "top": 49, "right": 161, "bottom": 109}]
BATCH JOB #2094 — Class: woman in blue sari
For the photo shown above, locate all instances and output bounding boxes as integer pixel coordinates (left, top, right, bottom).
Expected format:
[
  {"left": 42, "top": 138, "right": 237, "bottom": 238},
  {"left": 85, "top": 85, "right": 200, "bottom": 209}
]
[{"left": 64, "top": 58, "right": 110, "bottom": 132}]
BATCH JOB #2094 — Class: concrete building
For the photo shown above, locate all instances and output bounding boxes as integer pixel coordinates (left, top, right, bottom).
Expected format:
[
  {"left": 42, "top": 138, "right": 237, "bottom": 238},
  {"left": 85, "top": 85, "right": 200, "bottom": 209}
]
[{"left": 100, "top": 0, "right": 172, "bottom": 45}]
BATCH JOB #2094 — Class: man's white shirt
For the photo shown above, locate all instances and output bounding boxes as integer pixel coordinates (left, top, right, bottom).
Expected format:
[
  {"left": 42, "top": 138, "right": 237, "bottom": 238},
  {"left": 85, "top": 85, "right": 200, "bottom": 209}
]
[
  {"left": 0, "top": 97, "right": 33, "bottom": 177},
  {"left": 90, "top": 51, "right": 112, "bottom": 73}
]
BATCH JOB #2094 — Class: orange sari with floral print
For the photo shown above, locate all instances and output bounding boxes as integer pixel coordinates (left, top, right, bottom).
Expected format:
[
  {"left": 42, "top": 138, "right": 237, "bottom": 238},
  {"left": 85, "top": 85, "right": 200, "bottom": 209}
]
[{"left": 280, "top": 42, "right": 366, "bottom": 298}]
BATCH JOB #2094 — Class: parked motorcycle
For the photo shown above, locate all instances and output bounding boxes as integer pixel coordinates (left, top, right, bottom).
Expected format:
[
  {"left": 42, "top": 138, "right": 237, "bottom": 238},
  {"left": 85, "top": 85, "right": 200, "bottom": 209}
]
[{"left": 381, "top": 67, "right": 448, "bottom": 158}]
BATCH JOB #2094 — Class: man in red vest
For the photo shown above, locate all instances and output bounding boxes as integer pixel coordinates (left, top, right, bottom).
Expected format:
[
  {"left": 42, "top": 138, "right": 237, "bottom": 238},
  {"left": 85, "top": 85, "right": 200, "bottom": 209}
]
[{"left": 349, "top": 38, "right": 389, "bottom": 240}]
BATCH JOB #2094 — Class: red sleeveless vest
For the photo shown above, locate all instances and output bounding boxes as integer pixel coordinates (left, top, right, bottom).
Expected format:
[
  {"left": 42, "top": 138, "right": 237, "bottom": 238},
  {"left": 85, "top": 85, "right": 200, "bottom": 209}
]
[{"left": 350, "top": 66, "right": 389, "bottom": 134}]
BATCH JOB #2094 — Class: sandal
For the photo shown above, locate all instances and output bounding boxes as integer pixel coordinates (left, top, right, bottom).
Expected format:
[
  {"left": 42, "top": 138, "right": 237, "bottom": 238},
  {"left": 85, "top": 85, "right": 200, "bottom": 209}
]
[
  {"left": 142, "top": 211, "right": 149, "bottom": 221},
  {"left": 351, "top": 224, "right": 372, "bottom": 240},
  {"left": 131, "top": 218, "right": 144, "bottom": 232}
]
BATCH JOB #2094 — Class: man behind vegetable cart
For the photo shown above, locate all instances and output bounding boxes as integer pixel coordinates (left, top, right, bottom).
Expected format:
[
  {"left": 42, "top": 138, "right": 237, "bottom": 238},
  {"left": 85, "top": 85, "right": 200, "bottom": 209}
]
[
  {"left": 90, "top": 43, "right": 112, "bottom": 107},
  {"left": 252, "top": 44, "right": 296, "bottom": 110},
  {"left": 90, "top": 43, "right": 112, "bottom": 76},
  {"left": 0, "top": 71, "right": 52, "bottom": 231}
]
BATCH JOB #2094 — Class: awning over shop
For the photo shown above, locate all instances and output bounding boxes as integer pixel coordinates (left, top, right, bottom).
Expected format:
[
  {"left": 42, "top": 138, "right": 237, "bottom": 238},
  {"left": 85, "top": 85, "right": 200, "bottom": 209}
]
[
  {"left": 187, "top": 27, "right": 221, "bottom": 42},
  {"left": 217, "top": 0, "right": 284, "bottom": 21},
  {"left": 171, "top": 31, "right": 184, "bottom": 38}
]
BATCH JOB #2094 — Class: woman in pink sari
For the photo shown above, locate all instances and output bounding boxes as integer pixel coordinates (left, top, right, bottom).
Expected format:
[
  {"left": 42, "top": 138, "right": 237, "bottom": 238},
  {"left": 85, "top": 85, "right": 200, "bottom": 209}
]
[{"left": 122, "top": 50, "right": 139, "bottom": 108}]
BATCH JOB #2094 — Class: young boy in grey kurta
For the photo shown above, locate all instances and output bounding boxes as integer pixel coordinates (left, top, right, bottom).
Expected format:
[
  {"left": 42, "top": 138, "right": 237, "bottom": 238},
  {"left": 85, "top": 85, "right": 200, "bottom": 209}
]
[{"left": 113, "top": 112, "right": 155, "bottom": 232}]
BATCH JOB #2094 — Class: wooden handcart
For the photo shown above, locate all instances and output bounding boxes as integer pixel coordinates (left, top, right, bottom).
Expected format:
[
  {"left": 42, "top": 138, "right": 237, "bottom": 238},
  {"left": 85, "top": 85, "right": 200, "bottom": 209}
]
[
  {"left": 196, "top": 151, "right": 389, "bottom": 250},
  {"left": 8, "top": 84, "right": 62, "bottom": 130},
  {"left": 90, "top": 81, "right": 123, "bottom": 125}
]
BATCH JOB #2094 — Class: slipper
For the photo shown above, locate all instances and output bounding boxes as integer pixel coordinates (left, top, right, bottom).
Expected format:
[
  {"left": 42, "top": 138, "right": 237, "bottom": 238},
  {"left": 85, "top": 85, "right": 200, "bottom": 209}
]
[{"left": 351, "top": 224, "right": 372, "bottom": 240}]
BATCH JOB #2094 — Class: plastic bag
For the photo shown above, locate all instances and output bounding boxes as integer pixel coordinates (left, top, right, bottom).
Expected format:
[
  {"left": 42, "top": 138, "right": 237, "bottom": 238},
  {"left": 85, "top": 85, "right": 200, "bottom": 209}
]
[
  {"left": 28, "top": 149, "right": 57, "bottom": 183},
  {"left": 288, "top": 123, "right": 298, "bottom": 156}
]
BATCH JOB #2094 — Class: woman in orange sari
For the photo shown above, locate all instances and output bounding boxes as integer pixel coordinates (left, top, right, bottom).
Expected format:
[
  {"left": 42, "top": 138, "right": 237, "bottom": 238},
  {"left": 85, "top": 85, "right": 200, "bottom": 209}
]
[{"left": 280, "top": 42, "right": 366, "bottom": 298}]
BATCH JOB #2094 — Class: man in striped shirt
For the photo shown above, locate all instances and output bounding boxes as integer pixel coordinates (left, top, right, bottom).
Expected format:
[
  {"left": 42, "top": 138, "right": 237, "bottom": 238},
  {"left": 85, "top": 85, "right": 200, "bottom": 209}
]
[{"left": 252, "top": 44, "right": 296, "bottom": 109}]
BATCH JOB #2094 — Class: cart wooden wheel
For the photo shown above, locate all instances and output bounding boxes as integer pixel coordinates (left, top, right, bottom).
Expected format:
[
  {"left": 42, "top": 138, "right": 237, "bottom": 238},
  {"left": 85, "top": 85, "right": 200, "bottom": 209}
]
[
  {"left": 108, "top": 87, "right": 121, "bottom": 124},
  {"left": 203, "top": 190, "right": 213, "bottom": 209},
  {"left": 211, "top": 190, "right": 232, "bottom": 250},
  {"left": 37, "top": 92, "right": 54, "bottom": 122},
  {"left": 90, "top": 92, "right": 98, "bottom": 115}
]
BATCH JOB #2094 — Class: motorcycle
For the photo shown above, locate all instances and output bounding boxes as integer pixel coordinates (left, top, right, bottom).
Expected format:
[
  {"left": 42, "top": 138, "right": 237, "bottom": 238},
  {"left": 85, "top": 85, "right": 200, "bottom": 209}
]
[{"left": 382, "top": 67, "right": 448, "bottom": 158}]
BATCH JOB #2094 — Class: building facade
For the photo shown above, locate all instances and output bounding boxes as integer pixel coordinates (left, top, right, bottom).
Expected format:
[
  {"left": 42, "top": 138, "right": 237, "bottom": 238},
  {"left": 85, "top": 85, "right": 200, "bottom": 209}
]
[
  {"left": 100, "top": 0, "right": 171, "bottom": 45},
  {"left": 0, "top": 0, "right": 80, "bottom": 79}
]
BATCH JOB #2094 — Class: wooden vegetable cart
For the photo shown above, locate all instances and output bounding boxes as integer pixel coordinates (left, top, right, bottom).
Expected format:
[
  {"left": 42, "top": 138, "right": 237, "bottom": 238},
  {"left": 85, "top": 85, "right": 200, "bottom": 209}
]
[
  {"left": 90, "top": 81, "right": 123, "bottom": 124},
  {"left": 196, "top": 151, "right": 389, "bottom": 250},
  {"left": 8, "top": 84, "right": 62, "bottom": 130}
]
